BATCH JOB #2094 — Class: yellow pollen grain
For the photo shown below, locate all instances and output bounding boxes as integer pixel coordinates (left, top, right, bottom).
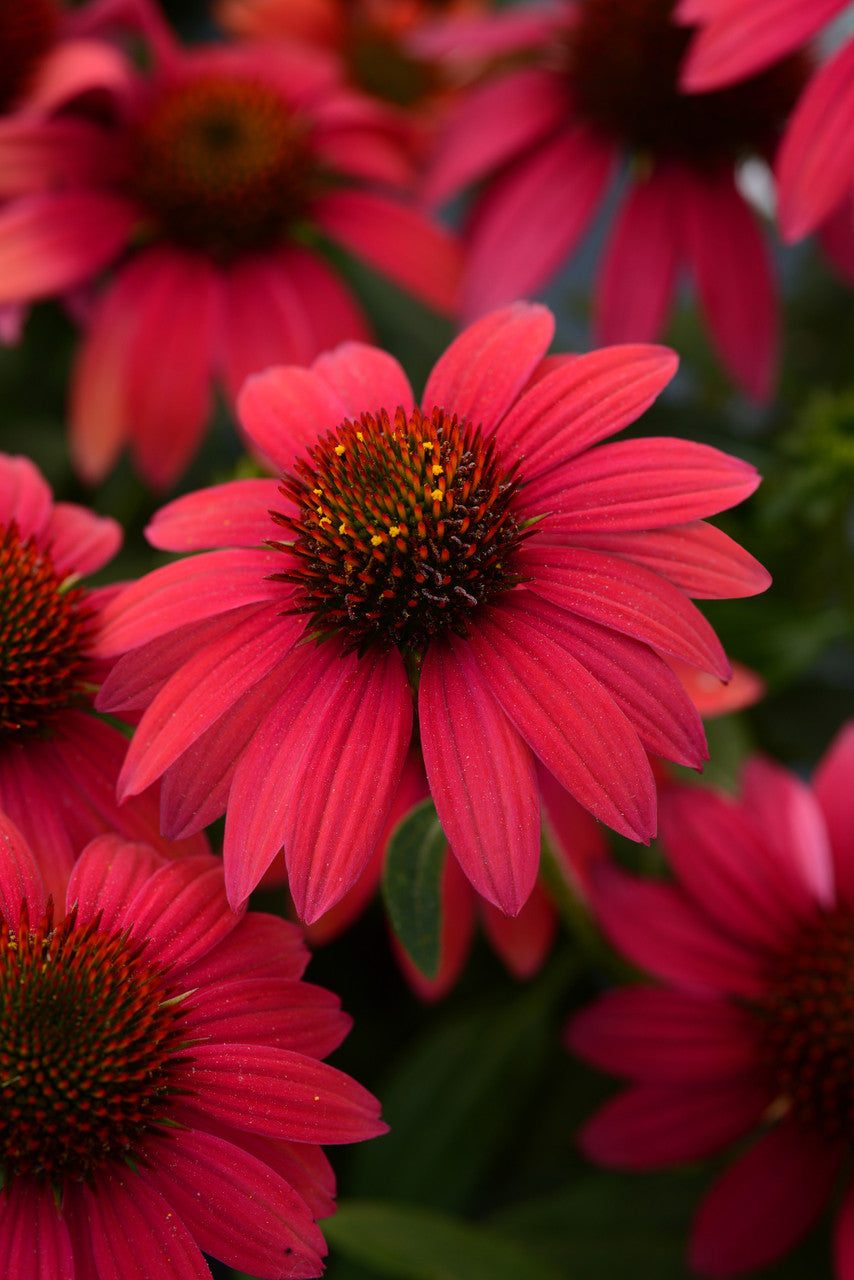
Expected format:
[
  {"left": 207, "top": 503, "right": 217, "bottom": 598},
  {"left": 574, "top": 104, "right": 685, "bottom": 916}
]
[
  {"left": 431, "top": 488, "right": 443, "bottom": 501},
  {"left": 423, "top": 442, "right": 434, "bottom": 451},
  {"left": 356, "top": 431, "right": 364, "bottom": 441},
  {"left": 313, "top": 487, "right": 323, "bottom": 495},
  {"left": 431, "top": 465, "right": 443, "bottom": 477},
  {"left": 319, "top": 516, "right": 331, "bottom": 527},
  {"left": 334, "top": 445, "right": 346, "bottom": 456},
  {"left": 371, "top": 534, "right": 383, "bottom": 546},
  {"left": 338, "top": 523, "right": 348, "bottom": 535},
  {"left": 388, "top": 525, "right": 401, "bottom": 537}
]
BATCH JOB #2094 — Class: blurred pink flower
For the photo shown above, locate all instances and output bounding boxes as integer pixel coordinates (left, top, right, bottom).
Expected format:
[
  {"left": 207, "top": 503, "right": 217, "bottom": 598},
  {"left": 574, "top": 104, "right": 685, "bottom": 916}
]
[
  {"left": 0, "top": 451, "right": 206, "bottom": 901},
  {"left": 0, "top": 813, "right": 385, "bottom": 1279},
  {"left": 94, "top": 303, "right": 768, "bottom": 923},
  {"left": 0, "top": 10, "right": 459, "bottom": 488},
  {"left": 568, "top": 722, "right": 854, "bottom": 1277},
  {"left": 425, "top": 0, "right": 808, "bottom": 400}
]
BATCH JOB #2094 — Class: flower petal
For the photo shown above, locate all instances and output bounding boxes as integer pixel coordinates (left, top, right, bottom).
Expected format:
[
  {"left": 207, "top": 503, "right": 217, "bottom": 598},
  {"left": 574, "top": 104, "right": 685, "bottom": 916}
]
[
  {"left": 66, "top": 834, "right": 164, "bottom": 934},
  {"left": 188, "top": 977, "right": 350, "bottom": 1058},
  {"left": 0, "top": 1180, "right": 73, "bottom": 1280},
  {"left": 44, "top": 502, "right": 122, "bottom": 577},
  {"left": 123, "top": 856, "right": 242, "bottom": 969},
  {"left": 814, "top": 722, "right": 854, "bottom": 911},
  {"left": 312, "top": 343, "right": 414, "bottom": 419},
  {"left": 466, "top": 592, "right": 656, "bottom": 840},
  {"left": 419, "top": 636, "right": 541, "bottom": 914},
  {"left": 678, "top": 0, "right": 844, "bottom": 90},
  {"left": 689, "top": 1120, "right": 842, "bottom": 1277},
  {"left": 80, "top": 1171, "right": 211, "bottom": 1280},
  {"left": 0, "top": 453, "right": 52, "bottom": 538},
  {"left": 741, "top": 755, "right": 835, "bottom": 909},
  {"left": 0, "top": 811, "right": 45, "bottom": 926},
  {"left": 180, "top": 911, "right": 309, "bottom": 988},
  {"left": 146, "top": 478, "right": 282, "bottom": 551},
  {"left": 238, "top": 363, "right": 350, "bottom": 475}
]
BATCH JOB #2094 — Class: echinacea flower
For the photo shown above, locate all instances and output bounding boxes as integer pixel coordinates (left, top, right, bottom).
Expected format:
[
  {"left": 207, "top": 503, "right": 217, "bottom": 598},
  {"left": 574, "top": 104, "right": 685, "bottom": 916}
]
[
  {"left": 0, "top": 4, "right": 459, "bottom": 488},
  {"left": 94, "top": 302, "right": 769, "bottom": 924},
  {"left": 568, "top": 722, "right": 854, "bottom": 1278},
  {"left": 0, "top": 451, "right": 206, "bottom": 901},
  {"left": 0, "top": 813, "right": 385, "bottom": 1279},
  {"left": 424, "top": 0, "right": 808, "bottom": 400}
]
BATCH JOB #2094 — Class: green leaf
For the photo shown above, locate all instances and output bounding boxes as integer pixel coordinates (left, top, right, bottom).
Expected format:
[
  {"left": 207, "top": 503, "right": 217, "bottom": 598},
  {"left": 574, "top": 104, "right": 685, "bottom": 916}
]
[
  {"left": 382, "top": 797, "right": 446, "bottom": 977},
  {"left": 325, "top": 1200, "right": 568, "bottom": 1280}
]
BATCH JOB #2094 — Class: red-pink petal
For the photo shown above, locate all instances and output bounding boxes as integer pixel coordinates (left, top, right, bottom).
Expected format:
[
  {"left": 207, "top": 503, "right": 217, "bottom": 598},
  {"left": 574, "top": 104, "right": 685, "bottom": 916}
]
[
  {"left": 0, "top": 116, "right": 119, "bottom": 198},
  {"left": 579, "top": 1077, "right": 770, "bottom": 1170},
  {"left": 777, "top": 39, "right": 854, "bottom": 241},
  {"left": 423, "top": 67, "right": 567, "bottom": 205},
  {"left": 94, "top": 548, "right": 281, "bottom": 656},
  {"left": 497, "top": 343, "right": 678, "bottom": 482},
  {"left": 520, "top": 542, "right": 730, "bottom": 677},
  {"left": 0, "top": 453, "right": 52, "bottom": 538},
  {"left": 590, "top": 862, "right": 765, "bottom": 997},
  {"left": 118, "top": 607, "right": 299, "bottom": 798},
  {"left": 0, "top": 811, "right": 46, "bottom": 925},
  {"left": 146, "top": 478, "right": 281, "bottom": 551},
  {"left": 419, "top": 637, "right": 541, "bottom": 915},
  {"left": 741, "top": 755, "right": 835, "bottom": 908},
  {"left": 0, "top": 190, "right": 135, "bottom": 303},
  {"left": 681, "top": 167, "right": 777, "bottom": 401},
  {"left": 835, "top": 1179, "right": 854, "bottom": 1280},
  {"left": 44, "top": 501, "right": 121, "bottom": 577},
  {"left": 312, "top": 343, "right": 414, "bottom": 419},
  {"left": 316, "top": 189, "right": 461, "bottom": 314},
  {"left": 180, "top": 911, "right": 309, "bottom": 988},
  {"left": 480, "top": 881, "right": 557, "bottom": 978},
  {"left": 188, "top": 977, "right": 350, "bottom": 1058},
  {"left": 25, "top": 36, "right": 131, "bottom": 114},
  {"left": 177, "top": 1044, "right": 386, "bottom": 1143},
  {"left": 238, "top": 362, "right": 350, "bottom": 475},
  {"left": 80, "top": 1171, "right": 212, "bottom": 1280},
  {"left": 567, "top": 985, "right": 759, "bottom": 1082},
  {"left": 466, "top": 592, "right": 656, "bottom": 841},
  {"left": 0, "top": 1180, "right": 73, "bottom": 1280},
  {"left": 689, "top": 1119, "right": 842, "bottom": 1277},
  {"left": 123, "top": 856, "right": 242, "bottom": 968},
  {"left": 569, "top": 520, "right": 770, "bottom": 598},
  {"left": 423, "top": 301, "right": 554, "bottom": 436},
  {"left": 814, "top": 721, "right": 854, "bottom": 911},
  {"left": 678, "top": 0, "right": 844, "bottom": 90},
  {"left": 531, "top": 437, "right": 761, "bottom": 533},
  {"left": 140, "top": 1129, "right": 326, "bottom": 1277},
  {"left": 596, "top": 166, "right": 682, "bottom": 345},
  {"left": 66, "top": 835, "right": 164, "bottom": 934},
  {"left": 462, "top": 126, "right": 614, "bottom": 317}
]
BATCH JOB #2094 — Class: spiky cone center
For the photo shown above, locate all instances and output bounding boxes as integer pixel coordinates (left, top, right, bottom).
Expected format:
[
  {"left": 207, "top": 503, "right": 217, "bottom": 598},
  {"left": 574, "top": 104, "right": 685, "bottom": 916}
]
[
  {"left": 0, "top": 900, "right": 192, "bottom": 1193},
  {"left": 128, "top": 71, "right": 315, "bottom": 261},
  {"left": 565, "top": 0, "right": 808, "bottom": 166},
  {"left": 0, "top": 521, "right": 95, "bottom": 740},
  {"left": 0, "top": 0, "right": 61, "bottom": 112},
  {"left": 272, "top": 405, "right": 531, "bottom": 656},
  {"left": 757, "top": 911, "right": 854, "bottom": 1143}
]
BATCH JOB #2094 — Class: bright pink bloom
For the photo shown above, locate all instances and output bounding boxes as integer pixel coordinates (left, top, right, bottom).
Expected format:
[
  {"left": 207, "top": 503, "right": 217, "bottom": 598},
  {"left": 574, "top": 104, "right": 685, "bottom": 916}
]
[
  {"left": 675, "top": 0, "right": 846, "bottom": 91},
  {"left": 94, "top": 303, "right": 768, "bottom": 923},
  {"left": 0, "top": 451, "right": 207, "bottom": 901},
  {"left": 425, "top": 0, "right": 808, "bottom": 401},
  {"left": 0, "top": 813, "right": 385, "bottom": 1280},
  {"left": 568, "top": 722, "right": 854, "bottom": 1278},
  {"left": 0, "top": 10, "right": 459, "bottom": 489}
]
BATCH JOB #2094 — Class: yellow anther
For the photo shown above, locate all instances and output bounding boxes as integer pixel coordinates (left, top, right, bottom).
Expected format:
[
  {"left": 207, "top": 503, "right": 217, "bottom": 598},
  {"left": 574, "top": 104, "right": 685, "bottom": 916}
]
[
  {"left": 422, "top": 441, "right": 434, "bottom": 451},
  {"left": 388, "top": 525, "right": 401, "bottom": 538},
  {"left": 371, "top": 534, "right": 383, "bottom": 546},
  {"left": 313, "top": 488, "right": 323, "bottom": 496},
  {"left": 431, "top": 488, "right": 443, "bottom": 501},
  {"left": 334, "top": 445, "right": 346, "bottom": 456},
  {"left": 356, "top": 431, "right": 364, "bottom": 442},
  {"left": 431, "top": 464, "right": 443, "bottom": 476},
  {"left": 338, "top": 523, "right": 348, "bottom": 535},
  {"left": 319, "top": 516, "right": 331, "bottom": 527}
]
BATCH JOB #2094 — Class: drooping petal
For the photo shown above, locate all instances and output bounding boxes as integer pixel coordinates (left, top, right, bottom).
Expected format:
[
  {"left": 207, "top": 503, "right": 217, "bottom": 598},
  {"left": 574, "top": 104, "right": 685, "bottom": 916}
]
[
  {"left": 175, "top": 1044, "right": 386, "bottom": 1143},
  {"left": 519, "top": 542, "right": 730, "bottom": 677},
  {"left": 595, "top": 166, "right": 681, "bottom": 346},
  {"left": 579, "top": 1077, "right": 770, "bottom": 1170},
  {"left": 529, "top": 437, "right": 761, "bottom": 532},
  {"left": 0, "top": 190, "right": 135, "bottom": 304},
  {"left": 423, "top": 67, "right": 568, "bottom": 205},
  {"left": 689, "top": 1120, "right": 842, "bottom": 1277},
  {"left": 139, "top": 1129, "right": 326, "bottom": 1278},
  {"left": 680, "top": 166, "right": 777, "bottom": 401},
  {"left": 315, "top": 189, "right": 461, "bottom": 314},
  {"left": 0, "top": 1180, "right": 73, "bottom": 1280},
  {"left": 419, "top": 636, "right": 541, "bottom": 915},
  {"left": 238, "top": 363, "right": 350, "bottom": 475},
  {"left": 678, "top": 0, "right": 844, "bottom": 90},
  {"left": 93, "top": 547, "right": 281, "bottom": 656},
  {"left": 146, "top": 478, "right": 281, "bottom": 551},
  {"left": 496, "top": 343, "right": 678, "bottom": 482},
  {"left": 423, "top": 301, "right": 554, "bottom": 437},
  {"left": 590, "top": 862, "right": 765, "bottom": 997},
  {"left": 465, "top": 592, "right": 656, "bottom": 841},
  {"left": 80, "top": 1171, "right": 212, "bottom": 1280},
  {"left": 480, "top": 881, "right": 557, "bottom": 979},
  {"left": 567, "top": 985, "right": 760, "bottom": 1082},
  {"left": 0, "top": 811, "right": 46, "bottom": 925},
  {"left": 568, "top": 521, "right": 771, "bottom": 598},
  {"left": 462, "top": 126, "right": 615, "bottom": 317},
  {"left": 777, "top": 39, "right": 854, "bottom": 241}
]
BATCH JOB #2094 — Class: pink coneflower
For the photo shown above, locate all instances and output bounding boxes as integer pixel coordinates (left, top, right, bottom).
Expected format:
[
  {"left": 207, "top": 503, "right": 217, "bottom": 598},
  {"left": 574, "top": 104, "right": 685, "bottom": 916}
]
[
  {"left": 568, "top": 722, "right": 854, "bottom": 1278},
  {"left": 0, "top": 451, "right": 208, "bottom": 901},
  {"left": 424, "top": 0, "right": 808, "bottom": 400},
  {"left": 0, "top": 813, "right": 384, "bottom": 1279},
  {"left": 0, "top": 6, "right": 459, "bottom": 489},
  {"left": 94, "top": 302, "right": 769, "bottom": 923}
]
